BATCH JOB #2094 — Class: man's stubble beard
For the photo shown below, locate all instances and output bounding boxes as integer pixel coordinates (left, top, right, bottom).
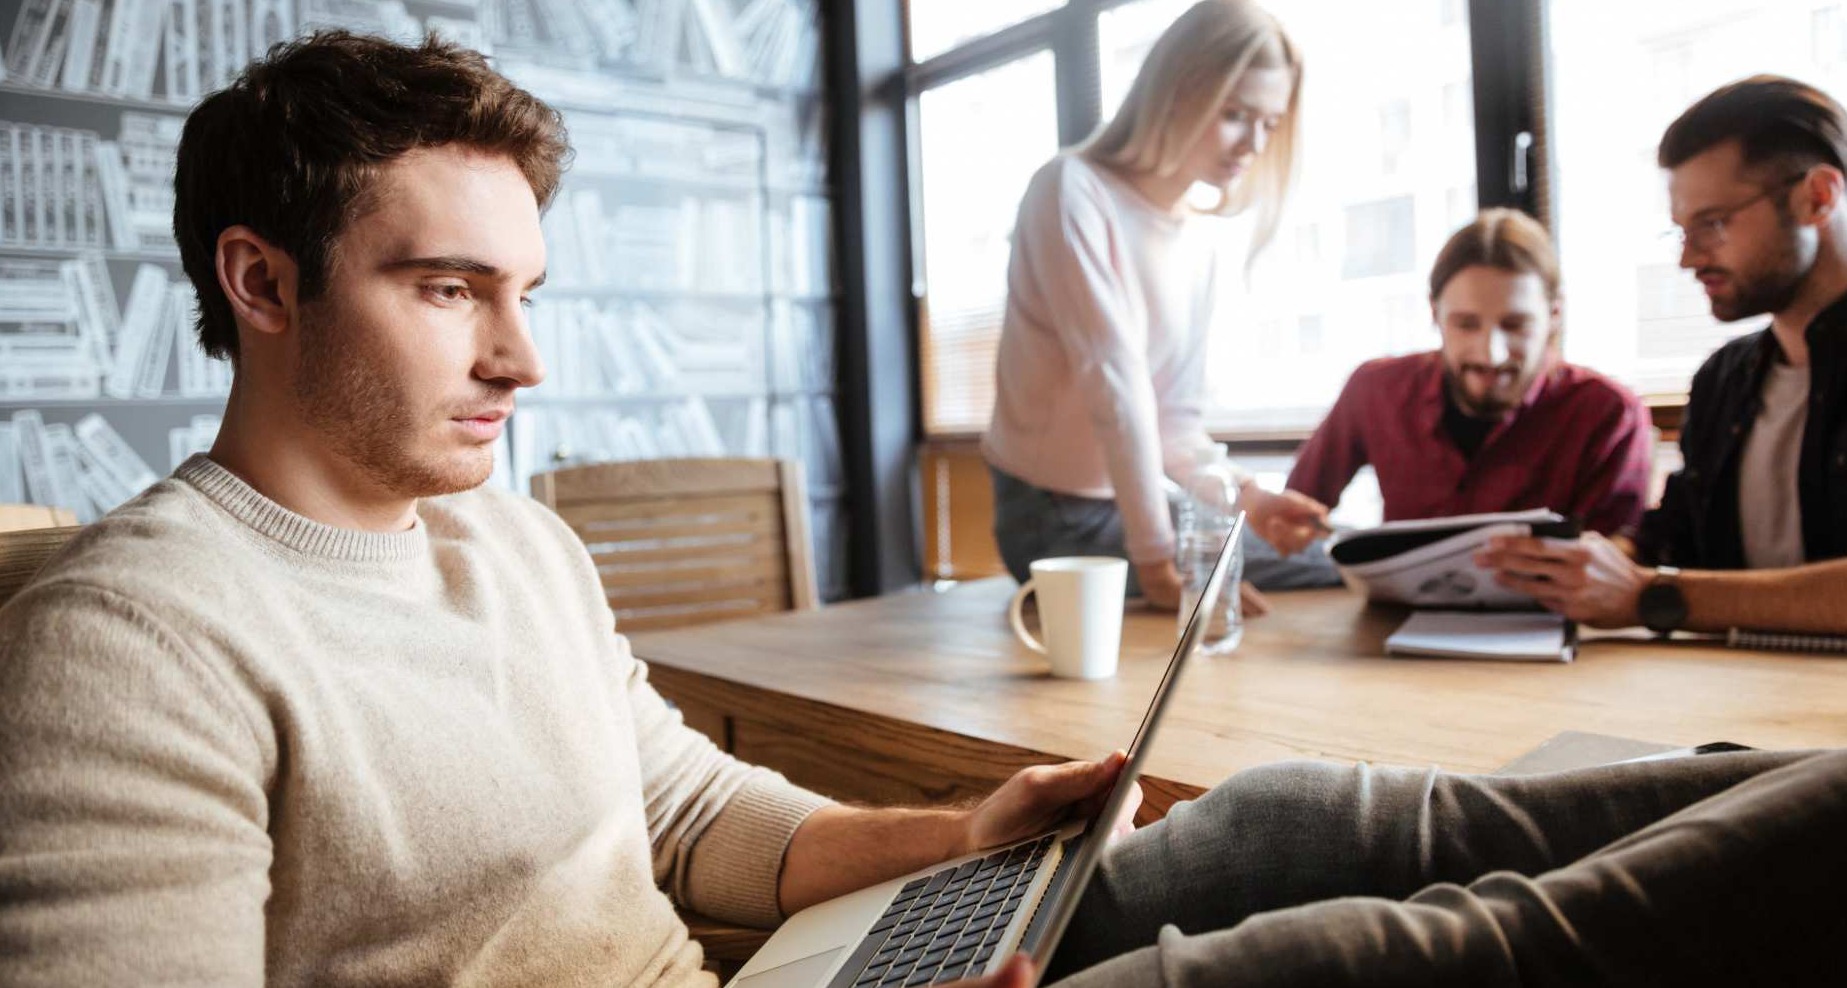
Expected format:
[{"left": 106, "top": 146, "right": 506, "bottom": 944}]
[
  {"left": 294, "top": 301, "right": 496, "bottom": 499},
  {"left": 1710, "top": 211, "right": 1809, "bottom": 323}
]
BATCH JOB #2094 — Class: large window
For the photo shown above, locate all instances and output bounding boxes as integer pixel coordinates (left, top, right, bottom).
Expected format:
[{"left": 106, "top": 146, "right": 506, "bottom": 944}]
[
  {"left": 910, "top": 0, "right": 1480, "bottom": 436},
  {"left": 916, "top": 53, "right": 1061, "bottom": 433},
  {"left": 1549, "top": 0, "right": 1847, "bottom": 396},
  {"left": 909, "top": 1, "right": 1067, "bottom": 62}
]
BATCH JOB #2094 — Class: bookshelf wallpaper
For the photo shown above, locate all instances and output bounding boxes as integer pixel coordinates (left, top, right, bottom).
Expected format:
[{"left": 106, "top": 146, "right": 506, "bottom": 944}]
[{"left": 0, "top": 0, "right": 848, "bottom": 599}]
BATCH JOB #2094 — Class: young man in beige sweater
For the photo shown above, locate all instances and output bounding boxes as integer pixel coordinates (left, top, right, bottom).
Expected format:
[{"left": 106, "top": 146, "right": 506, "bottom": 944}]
[
  {"left": 1, "top": 30, "right": 1840, "bottom": 988},
  {"left": 0, "top": 31, "right": 1117, "bottom": 988}
]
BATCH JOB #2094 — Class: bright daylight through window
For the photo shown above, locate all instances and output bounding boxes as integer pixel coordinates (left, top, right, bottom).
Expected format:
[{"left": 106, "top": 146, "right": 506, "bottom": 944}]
[
  {"left": 1549, "top": 0, "right": 1847, "bottom": 397},
  {"left": 915, "top": 0, "right": 1476, "bottom": 435}
]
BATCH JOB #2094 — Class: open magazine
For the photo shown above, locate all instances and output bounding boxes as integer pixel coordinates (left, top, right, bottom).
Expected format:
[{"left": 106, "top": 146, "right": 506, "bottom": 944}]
[{"left": 1326, "top": 508, "right": 1581, "bottom": 609}]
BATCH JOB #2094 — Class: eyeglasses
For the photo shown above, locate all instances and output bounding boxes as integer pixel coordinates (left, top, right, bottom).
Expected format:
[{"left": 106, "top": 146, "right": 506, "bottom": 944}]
[{"left": 1663, "top": 173, "right": 1806, "bottom": 252}]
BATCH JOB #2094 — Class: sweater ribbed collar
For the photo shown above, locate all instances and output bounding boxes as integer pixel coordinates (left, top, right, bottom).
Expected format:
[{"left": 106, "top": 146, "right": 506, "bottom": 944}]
[{"left": 176, "top": 455, "right": 429, "bottom": 564}]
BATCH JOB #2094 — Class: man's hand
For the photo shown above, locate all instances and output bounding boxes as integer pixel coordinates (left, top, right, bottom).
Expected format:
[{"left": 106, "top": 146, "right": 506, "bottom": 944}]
[
  {"left": 1241, "top": 484, "right": 1330, "bottom": 556},
  {"left": 943, "top": 953, "right": 1035, "bottom": 988},
  {"left": 964, "top": 752, "right": 1140, "bottom": 855},
  {"left": 781, "top": 755, "right": 1141, "bottom": 914},
  {"left": 1474, "top": 532, "right": 1651, "bottom": 628}
]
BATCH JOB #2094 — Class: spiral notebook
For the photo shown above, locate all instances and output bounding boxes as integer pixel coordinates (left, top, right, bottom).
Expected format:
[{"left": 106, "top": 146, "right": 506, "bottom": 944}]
[{"left": 1726, "top": 628, "right": 1847, "bottom": 654}]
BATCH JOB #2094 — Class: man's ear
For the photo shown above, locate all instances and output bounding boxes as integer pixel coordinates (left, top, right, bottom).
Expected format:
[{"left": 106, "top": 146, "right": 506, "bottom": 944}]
[
  {"left": 216, "top": 225, "right": 299, "bottom": 341},
  {"left": 1797, "top": 164, "right": 1845, "bottom": 227}
]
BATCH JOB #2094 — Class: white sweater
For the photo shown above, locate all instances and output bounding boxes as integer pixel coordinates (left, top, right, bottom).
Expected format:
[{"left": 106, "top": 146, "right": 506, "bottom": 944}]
[
  {"left": 0, "top": 456, "right": 831, "bottom": 987},
  {"left": 982, "top": 153, "right": 1227, "bottom": 564}
]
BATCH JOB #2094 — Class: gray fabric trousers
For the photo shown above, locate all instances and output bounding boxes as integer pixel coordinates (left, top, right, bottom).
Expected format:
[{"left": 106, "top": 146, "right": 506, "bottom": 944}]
[
  {"left": 988, "top": 467, "right": 1341, "bottom": 594},
  {"left": 1045, "top": 749, "right": 1846, "bottom": 986}
]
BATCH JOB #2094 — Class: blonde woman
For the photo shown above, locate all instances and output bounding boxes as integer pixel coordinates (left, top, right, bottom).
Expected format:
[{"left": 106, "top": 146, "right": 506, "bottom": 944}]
[{"left": 982, "top": 0, "right": 1330, "bottom": 611}]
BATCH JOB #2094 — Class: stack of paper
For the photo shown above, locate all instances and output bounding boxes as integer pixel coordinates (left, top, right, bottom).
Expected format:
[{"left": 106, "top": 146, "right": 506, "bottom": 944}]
[{"left": 1385, "top": 610, "right": 1575, "bottom": 663}]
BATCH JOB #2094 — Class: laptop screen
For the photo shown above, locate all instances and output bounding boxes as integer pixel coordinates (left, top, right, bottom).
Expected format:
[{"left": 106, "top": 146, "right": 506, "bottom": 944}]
[{"left": 1023, "top": 511, "right": 1246, "bottom": 974}]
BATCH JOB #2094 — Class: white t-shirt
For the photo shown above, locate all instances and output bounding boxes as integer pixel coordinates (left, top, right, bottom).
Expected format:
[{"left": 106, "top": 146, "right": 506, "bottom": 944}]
[{"left": 1739, "top": 360, "right": 1809, "bottom": 569}]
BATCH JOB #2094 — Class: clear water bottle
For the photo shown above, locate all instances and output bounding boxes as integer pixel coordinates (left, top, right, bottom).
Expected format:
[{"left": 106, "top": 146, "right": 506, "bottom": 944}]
[{"left": 1175, "top": 446, "right": 1244, "bottom": 654}]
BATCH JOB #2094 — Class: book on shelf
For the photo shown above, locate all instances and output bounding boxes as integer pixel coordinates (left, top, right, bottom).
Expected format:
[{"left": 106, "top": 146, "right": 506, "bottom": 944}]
[
  {"left": 632, "top": 0, "right": 687, "bottom": 69},
  {"left": 63, "top": 251, "right": 120, "bottom": 366},
  {"left": 165, "top": 411, "right": 217, "bottom": 469},
  {"left": 8, "top": 0, "right": 62, "bottom": 89},
  {"left": 684, "top": 0, "right": 742, "bottom": 77},
  {"left": 39, "top": 421, "right": 95, "bottom": 521},
  {"left": 74, "top": 410, "right": 156, "bottom": 492},
  {"left": 105, "top": 262, "right": 167, "bottom": 396},
  {"left": 0, "top": 121, "right": 107, "bottom": 250},
  {"left": 0, "top": 422, "right": 22, "bottom": 503},
  {"left": 117, "top": 112, "right": 179, "bottom": 250},
  {"left": 107, "top": 0, "right": 169, "bottom": 99},
  {"left": 624, "top": 303, "right": 682, "bottom": 387},
  {"left": 10, "top": 408, "right": 85, "bottom": 516},
  {"left": 58, "top": 0, "right": 101, "bottom": 91},
  {"left": 0, "top": 119, "right": 171, "bottom": 254},
  {"left": 738, "top": 395, "right": 767, "bottom": 456},
  {"left": 1, "top": 254, "right": 223, "bottom": 400},
  {"left": 4, "top": 0, "right": 306, "bottom": 102},
  {"left": 0, "top": 257, "right": 98, "bottom": 397},
  {"left": 0, "top": 257, "right": 77, "bottom": 320},
  {"left": 572, "top": 0, "right": 635, "bottom": 61}
]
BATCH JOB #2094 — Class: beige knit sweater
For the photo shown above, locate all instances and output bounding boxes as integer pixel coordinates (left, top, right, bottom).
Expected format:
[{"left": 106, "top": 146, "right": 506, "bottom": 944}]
[{"left": 0, "top": 456, "right": 832, "bottom": 987}]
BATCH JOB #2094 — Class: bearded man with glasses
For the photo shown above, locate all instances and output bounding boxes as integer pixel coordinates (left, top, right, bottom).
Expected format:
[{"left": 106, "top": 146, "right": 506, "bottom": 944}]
[{"left": 1478, "top": 75, "right": 1847, "bottom": 637}]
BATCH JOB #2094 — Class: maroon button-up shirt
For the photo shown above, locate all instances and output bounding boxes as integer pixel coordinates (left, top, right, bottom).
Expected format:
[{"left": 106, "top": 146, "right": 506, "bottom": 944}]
[{"left": 1286, "top": 351, "right": 1653, "bottom": 537}]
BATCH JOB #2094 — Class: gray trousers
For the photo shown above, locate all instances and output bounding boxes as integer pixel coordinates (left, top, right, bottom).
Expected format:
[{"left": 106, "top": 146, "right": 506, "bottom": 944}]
[
  {"left": 1046, "top": 749, "right": 1846, "bottom": 986},
  {"left": 989, "top": 467, "right": 1340, "bottom": 594}
]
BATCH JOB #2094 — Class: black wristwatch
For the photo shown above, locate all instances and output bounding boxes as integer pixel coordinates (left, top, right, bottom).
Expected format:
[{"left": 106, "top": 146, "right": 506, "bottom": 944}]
[{"left": 1637, "top": 566, "right": 1688, "bottom": 634}]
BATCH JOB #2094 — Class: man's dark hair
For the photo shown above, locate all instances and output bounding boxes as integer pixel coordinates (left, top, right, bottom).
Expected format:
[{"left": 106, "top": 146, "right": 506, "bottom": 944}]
[
  {"left": 174, "top": 31, "right": 572, "bottom": 360},
  {"left": 1658, "top": 75, "right": 1847, "bottom": 183},
  {"left": 1428, "top": 207, "right": 1559, "bottom": 304}
]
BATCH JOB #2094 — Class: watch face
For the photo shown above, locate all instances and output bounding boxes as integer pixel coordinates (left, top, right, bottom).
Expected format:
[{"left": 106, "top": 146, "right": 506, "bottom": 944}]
[{"left": 1639, "top": 581, "right": 1689, "bottom": 633}]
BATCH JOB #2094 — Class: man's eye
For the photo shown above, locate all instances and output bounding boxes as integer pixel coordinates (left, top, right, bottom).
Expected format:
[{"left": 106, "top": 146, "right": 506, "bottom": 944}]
[{"left": 427, "top": 283, "right": 470, "bottom": 302}]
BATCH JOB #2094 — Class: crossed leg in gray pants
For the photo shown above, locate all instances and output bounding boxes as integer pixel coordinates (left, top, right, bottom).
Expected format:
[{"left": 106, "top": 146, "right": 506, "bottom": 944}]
[{"left": 1045, "top": 749, "right": 1847, "bottom": 986}]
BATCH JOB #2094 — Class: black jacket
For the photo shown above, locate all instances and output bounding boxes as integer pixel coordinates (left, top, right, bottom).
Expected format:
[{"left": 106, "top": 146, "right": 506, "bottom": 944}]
[{"left": 1637, "top": 292, "right": 1847, "bottom": 568}]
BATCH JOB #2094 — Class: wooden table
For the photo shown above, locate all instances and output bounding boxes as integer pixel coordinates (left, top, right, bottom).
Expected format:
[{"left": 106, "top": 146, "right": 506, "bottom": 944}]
[{"left": 635, "top": 579, "right": 1847, "bottom": 820}]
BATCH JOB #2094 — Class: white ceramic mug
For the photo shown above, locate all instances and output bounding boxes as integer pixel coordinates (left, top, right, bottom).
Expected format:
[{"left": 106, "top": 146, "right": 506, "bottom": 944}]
[{"left": 1006, "top": 556, "right": 1128, "bottom": 679}]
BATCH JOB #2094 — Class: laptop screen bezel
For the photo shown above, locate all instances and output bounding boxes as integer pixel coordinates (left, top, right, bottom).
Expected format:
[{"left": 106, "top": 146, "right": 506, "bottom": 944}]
[{"left": 1025, "top": 511, "right": 1245, "bottom": 976}]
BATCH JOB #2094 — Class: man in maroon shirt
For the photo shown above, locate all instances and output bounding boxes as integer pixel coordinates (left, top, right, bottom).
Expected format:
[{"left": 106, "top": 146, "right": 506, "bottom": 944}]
[{"left": 1286, "top": 209, "right": 1653, "bottom": 537}]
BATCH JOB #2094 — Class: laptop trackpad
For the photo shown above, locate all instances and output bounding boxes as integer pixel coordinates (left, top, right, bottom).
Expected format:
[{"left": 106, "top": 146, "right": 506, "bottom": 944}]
[{"left": 734, "top": 947, "right": 845, "bottom": 988}]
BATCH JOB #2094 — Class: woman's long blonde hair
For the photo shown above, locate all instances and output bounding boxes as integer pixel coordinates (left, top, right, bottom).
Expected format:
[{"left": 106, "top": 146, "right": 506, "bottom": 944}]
[{"left": 1083, "top": 0, "right": 1303, "bottom": 260}]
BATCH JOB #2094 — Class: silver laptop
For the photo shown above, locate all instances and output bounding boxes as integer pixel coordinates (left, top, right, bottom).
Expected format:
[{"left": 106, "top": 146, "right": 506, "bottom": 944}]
[{"left": 726, "top": 514, "right": 1246, "bottom": 988}]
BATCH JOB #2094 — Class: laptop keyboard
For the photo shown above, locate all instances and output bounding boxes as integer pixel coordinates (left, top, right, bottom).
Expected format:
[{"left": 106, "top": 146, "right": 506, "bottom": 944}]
[{"left": 823, "top": 833, "right": 1056, "bottom": 988}]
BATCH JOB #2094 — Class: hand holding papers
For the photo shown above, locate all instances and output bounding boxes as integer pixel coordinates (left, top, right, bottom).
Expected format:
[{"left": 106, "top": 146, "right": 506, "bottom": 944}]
[{"left": 1327, "top": 508, "right": 1580, "bottom": 609}]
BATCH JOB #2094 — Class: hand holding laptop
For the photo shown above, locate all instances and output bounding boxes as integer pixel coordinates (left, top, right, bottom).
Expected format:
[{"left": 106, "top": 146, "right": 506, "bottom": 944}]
[
  {"left": 728, "top": 521, "right": 1241, "bottom": 988},
  {"left": 964, "top": 751, "right": 1141, "bottom": 855}
]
